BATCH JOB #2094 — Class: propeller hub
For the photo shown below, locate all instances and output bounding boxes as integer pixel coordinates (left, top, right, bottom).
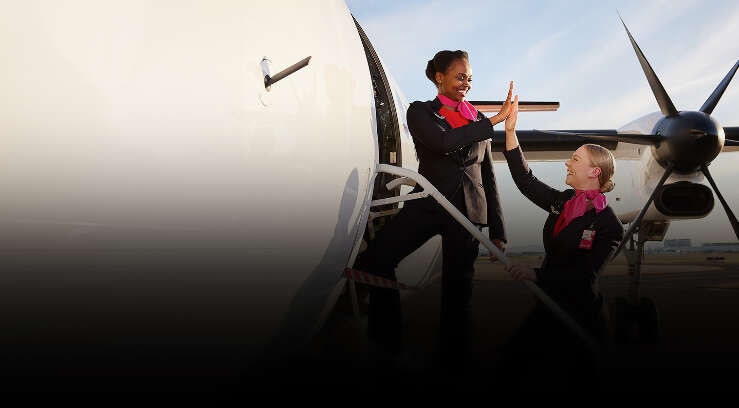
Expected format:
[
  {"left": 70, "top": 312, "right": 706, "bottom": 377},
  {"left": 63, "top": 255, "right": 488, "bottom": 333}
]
[{"left": 651, "top": 111, "right": 724, "bottom": 173}]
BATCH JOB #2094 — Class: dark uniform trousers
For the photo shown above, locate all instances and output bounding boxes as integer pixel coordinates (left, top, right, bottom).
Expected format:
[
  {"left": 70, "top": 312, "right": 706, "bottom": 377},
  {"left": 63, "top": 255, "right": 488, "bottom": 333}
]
[{"left": 354, "top": 189, "right": 481, "bottom": 365}]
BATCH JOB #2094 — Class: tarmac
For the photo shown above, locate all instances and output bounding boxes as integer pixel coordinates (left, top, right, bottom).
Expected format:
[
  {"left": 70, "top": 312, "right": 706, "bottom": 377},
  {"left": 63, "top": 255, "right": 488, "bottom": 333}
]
[{"left": 265, "top": 252, "right": 739, "bottom": 393}]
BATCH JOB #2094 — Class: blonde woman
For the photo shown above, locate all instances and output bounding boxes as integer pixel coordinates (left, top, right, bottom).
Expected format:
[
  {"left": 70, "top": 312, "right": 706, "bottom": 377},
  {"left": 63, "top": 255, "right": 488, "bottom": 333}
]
[{"left": 495, "top": 95, "right": 624, "bottom": 390}]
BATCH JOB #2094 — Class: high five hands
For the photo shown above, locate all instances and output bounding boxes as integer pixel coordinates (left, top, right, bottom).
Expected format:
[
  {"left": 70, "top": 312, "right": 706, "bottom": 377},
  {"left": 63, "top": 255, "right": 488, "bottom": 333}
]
[
  {"left": 488, "top": 81, "right": 518, "bottom": 263},
  {"left": 506, "top": 93, "right": 519, "bottom": 132},
  {"left": 489, "top": 80, "right": 519, "bottom": 126}
]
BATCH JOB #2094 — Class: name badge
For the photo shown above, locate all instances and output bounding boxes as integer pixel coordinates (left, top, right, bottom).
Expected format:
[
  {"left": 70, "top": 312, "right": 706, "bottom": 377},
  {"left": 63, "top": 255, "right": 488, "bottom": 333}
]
[{"left": 579, "top": 229, "right": 596, "bottom": 250}]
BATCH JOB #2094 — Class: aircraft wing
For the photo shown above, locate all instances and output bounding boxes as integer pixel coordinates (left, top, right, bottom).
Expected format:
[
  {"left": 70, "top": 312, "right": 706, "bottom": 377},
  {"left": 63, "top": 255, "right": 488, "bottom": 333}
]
[
  {"left": 473, "top": 100, "right": 625, "bottom": 159},
  {"left": 470, "top": 100, "right": 559, "bottom": 113},
  {"left": 491, "top": 126, "right": 739, "bottom": 159},
  {"left": 476, "top": 100, "right": 643, "bottom": 159},
  {"left": 491, "top": 129, "right": 618, "bottom": 151},
  {"left": 490, "top": 129, "right": 623, "bottom": 161}
]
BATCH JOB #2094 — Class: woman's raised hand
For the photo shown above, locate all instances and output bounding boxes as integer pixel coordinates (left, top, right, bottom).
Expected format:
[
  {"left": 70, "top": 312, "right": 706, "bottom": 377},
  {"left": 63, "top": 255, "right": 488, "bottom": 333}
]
[
  {"left": 505, "top": 94, "right": 519, "bottom": 132},
  {"left": 490, "top": 80, "right": 514, "bottom": 125}
]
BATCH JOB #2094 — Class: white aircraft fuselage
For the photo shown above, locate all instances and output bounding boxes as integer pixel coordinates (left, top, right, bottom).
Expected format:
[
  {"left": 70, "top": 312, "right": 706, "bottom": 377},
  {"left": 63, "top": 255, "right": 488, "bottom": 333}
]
[{"left": 1, "top": 0, "right": 384, "bottom": 363}]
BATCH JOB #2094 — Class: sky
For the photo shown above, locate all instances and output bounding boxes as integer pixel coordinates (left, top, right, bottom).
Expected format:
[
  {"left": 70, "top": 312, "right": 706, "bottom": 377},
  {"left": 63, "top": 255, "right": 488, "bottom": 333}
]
[{"left": 345, "top": 0, "right": 739, "bottom": 251}]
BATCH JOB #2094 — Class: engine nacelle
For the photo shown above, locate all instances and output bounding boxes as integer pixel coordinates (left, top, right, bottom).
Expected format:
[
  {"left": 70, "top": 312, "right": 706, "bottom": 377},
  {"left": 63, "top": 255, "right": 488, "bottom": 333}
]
[{"left": 654, "top": 181, "right": 714, "bottom": 218}]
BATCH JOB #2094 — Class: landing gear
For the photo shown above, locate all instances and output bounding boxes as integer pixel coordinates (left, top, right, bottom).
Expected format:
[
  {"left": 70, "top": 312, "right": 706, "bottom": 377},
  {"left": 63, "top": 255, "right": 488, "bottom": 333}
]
[{"left": 609, "top": 224, "right": 663, "bottom": 346}]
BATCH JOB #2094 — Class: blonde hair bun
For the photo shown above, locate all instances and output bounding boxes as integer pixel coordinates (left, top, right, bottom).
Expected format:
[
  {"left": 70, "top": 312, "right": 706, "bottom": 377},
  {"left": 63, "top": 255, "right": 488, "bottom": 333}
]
[{"left": 601, "top": 179, "right": 615, "bottom": 193}]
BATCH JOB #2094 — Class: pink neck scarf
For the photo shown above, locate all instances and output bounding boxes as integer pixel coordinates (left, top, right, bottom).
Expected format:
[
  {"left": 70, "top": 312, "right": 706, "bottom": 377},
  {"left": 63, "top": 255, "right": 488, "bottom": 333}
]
[
  {"left": 437, "top": 94, "right": 478, "bottom": 121},
  {"left": 553, "top": 189, "right": 607, "bottom": 236}
]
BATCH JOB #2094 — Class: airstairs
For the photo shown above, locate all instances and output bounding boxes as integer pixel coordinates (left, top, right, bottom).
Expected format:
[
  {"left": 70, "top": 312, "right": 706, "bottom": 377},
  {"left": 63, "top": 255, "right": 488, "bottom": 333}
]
[{"left": 344, "top": 164, "right": 600, "bottom": 353}]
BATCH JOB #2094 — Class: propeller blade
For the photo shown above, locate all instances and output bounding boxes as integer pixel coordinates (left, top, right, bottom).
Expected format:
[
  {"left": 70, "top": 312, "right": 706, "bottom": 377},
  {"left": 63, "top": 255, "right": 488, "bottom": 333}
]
[
  {"left": 534, "top": 129, "right": 663, "bottom": 145},
  {"left": 619, "top": 14, "right": 679, "bottom": 117},
  {"left": 612, "top": 163, "right": 675, "bottom": 260},
  {"left": 700, "top": 60, "right": 739, "bottom": 115},
  {"left": 701, "top": 165, "right": 739, "bottom": 240}
]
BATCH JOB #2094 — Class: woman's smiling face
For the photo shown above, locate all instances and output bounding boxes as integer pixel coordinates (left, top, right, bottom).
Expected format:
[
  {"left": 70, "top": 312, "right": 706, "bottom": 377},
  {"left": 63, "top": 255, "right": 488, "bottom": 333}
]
[
  {"left": 435, "top": 58, "right": 471, "bottom": 102},
  {"left": 565, "top": 145, "right": 601, "bottom": 190}
]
